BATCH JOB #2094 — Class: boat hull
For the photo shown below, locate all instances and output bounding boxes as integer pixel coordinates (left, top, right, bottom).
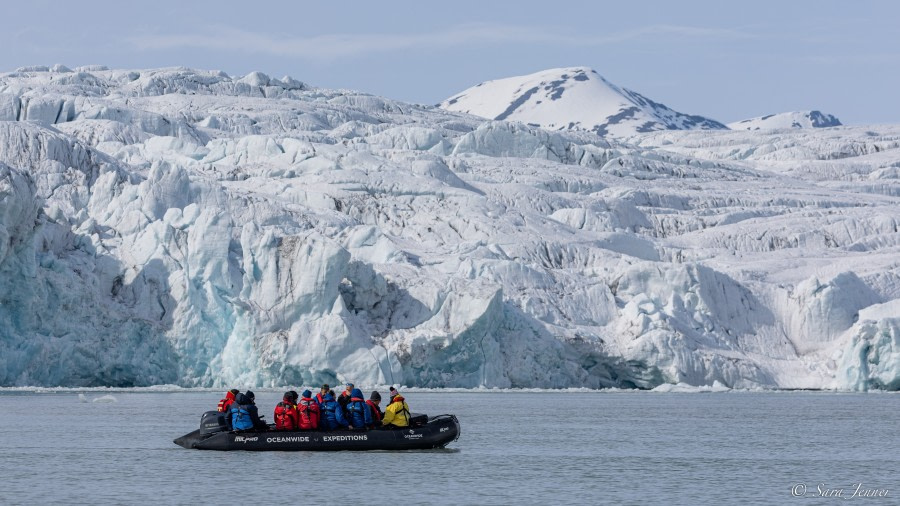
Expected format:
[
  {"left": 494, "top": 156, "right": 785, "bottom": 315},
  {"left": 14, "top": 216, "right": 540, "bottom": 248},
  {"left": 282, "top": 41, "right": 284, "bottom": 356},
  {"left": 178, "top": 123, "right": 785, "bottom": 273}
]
[{"left": 174, "top": 414, "right": 460, "bottom": 451}]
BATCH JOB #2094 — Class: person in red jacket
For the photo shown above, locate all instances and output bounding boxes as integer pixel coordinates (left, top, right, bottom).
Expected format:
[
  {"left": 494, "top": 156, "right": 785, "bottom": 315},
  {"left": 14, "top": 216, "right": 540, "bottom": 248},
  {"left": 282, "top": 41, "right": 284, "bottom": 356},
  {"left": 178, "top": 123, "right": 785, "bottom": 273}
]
[
  {"left": 297, "top": 390, "right": 320, "bottom": 430},
  {"left": 274, "top": 391, "right": 300, "bottom": 430},
  {"left": 217, "top": 389, "right": 239, "bottom": 413},
  {"left": 366, "top": 391, "right": 383, "bottom": 427}
]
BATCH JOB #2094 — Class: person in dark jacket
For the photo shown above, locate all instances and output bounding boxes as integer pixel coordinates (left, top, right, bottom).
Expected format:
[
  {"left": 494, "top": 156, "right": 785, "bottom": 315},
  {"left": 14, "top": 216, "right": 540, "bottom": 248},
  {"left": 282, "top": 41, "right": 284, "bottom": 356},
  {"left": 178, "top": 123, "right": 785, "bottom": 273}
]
[
  {"left": 344, "top": 388, "right": 372, "bottom": 429},
  {"left": 319, "top": 392, "right": 348, "bottom": 430},
  {"left": 315, "top": 383, "right": 330, "bottom": 406},
  {"left": 338, "top": 382, "right": 354, "bottom": 411},
  {"left": 230, "top": 391, "right": 268, "bottom": 431},
  {"left": 366, "top": 391, "right": 383, "bottom": 426}
]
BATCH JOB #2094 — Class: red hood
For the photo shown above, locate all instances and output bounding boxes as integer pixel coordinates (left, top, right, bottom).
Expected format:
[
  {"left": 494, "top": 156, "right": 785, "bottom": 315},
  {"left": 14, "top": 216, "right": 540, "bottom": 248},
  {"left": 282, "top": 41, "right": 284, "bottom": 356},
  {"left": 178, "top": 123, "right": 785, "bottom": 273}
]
[{"left": 225, "top": 391, "right": 236, "bottom": 401}]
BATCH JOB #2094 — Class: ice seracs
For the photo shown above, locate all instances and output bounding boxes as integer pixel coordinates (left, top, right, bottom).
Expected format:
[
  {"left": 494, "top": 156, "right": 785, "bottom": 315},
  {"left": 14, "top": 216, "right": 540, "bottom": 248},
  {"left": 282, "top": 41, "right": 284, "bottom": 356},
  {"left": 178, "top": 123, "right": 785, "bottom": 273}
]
[
  {"left": 439, "top": 67, "right": 727, "bottom": 138},
  {"left": 0, "top": 65, "right": 897, "bottom": 390}
]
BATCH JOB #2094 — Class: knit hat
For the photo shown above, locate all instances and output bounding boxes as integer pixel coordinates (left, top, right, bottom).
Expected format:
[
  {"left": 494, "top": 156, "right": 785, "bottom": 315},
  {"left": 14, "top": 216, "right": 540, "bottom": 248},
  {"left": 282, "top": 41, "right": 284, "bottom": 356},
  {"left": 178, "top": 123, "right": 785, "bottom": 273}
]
[
  {"left": 302, "top": 389, "right": 312, "bottom": 398},
  {"left": 245, "top": 390, "right": 255, "bottom": 401},
  {"left": 321, "top": 383, "right": 330, "bottom": 391},
  {"left": 370, "top": 391, "right": 381, "bottom": 401}
]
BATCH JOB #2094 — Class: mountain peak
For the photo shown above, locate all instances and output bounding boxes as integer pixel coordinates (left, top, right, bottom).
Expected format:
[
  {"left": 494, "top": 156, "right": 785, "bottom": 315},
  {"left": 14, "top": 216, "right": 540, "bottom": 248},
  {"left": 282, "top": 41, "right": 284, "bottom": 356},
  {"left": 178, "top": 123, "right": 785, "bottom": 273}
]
[
  {"left": 439, "top": 67, "right": 726, "bottom": 137},
  {"left": 728, "top": 110, "right": 843, "bottom": 130}
]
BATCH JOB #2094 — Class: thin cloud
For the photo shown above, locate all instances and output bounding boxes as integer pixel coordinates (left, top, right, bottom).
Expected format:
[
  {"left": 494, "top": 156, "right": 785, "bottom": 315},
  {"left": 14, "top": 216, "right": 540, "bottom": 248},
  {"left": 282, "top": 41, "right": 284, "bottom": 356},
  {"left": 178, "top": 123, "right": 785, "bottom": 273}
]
[
  {"left": 802, "top": 52, "right": 900, "bottom": 66},
  {"left": 128, "top": 22, "right": 761, "bottom": 61}
]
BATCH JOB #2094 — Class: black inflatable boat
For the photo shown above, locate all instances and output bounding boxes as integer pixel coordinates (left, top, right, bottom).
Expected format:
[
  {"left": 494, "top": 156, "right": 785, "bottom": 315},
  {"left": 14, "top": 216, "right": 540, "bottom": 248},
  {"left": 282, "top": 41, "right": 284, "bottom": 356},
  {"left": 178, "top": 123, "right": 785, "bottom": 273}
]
[{"left": 174, "top": 411, "right": 460, "bottom": 451}]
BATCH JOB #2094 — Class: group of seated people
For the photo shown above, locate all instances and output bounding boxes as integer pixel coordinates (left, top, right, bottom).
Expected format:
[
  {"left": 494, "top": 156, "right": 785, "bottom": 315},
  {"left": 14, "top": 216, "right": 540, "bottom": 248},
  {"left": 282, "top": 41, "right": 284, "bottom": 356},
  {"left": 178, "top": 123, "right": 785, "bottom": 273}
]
[{"left": 216, "top": 383, "right": 410, "bottom": 432}]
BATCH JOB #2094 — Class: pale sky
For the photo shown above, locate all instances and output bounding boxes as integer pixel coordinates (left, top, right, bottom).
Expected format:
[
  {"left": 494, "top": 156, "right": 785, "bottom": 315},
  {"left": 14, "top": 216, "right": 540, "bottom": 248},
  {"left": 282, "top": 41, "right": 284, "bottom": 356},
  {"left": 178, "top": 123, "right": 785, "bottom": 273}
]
[{"left": 3, "top": 0, "right": 899, "bottom": 124}]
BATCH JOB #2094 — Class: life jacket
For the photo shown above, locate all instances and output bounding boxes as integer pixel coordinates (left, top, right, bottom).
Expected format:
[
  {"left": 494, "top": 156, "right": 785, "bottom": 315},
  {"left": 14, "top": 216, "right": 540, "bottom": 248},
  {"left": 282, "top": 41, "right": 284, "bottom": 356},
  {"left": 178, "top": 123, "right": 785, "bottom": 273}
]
[
  {"left": 383, "top": 396, "right": 410, "bottom": 427},
  {"left": 320, "top": 396, "right": 346, "bottom": 430},
  {"left": 366, "top": 400, "right": 383, "bottom": 422},
  {"left": 274, "top": 401, "right": 299, "bottom": 430},
  {"left": 230, "top": 404, "right": 253, "bottom": 430},
  {"left": 217, "top": 391, "right": 236, "bottom": 412},
  {"left": 345, "top": 397, "right": 367, "bottom": 426},
  {"left": 322, "top": 401, "right": 338, "bottom": 422},
  {"left": 395, "top": 402, "right": 410, "bottom": 425},
  {"left": 297, "top": 398, "right": 320, "bottom": 430}
]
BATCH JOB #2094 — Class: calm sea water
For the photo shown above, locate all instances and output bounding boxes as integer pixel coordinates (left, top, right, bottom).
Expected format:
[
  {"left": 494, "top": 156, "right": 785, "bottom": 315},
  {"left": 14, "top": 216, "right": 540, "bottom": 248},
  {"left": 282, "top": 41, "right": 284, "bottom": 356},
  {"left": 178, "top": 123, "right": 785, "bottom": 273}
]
[{"left": 0, "top": 390, "right": 897, "bottom": 505}]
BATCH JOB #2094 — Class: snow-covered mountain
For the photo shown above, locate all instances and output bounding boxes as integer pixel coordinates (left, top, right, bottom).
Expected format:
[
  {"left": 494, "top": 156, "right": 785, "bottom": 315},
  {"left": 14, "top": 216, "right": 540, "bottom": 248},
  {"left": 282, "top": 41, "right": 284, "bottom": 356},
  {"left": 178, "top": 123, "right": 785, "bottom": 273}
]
[
  {"left": 728, "top": 110, "right": 842, "bottom": 130},
  {"left": 0, "top": 65, "right": 898, "bottom": 390},
  {"left": 439, "top": 67, "right": 727, "bottom": 137}
]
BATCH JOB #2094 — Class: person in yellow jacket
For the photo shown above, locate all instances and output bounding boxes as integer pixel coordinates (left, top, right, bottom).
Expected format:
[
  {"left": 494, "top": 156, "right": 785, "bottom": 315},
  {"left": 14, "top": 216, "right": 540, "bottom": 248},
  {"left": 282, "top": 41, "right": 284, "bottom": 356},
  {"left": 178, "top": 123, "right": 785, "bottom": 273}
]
[{"left": 380, "top": 389, "right": 410, "bottom": 428}]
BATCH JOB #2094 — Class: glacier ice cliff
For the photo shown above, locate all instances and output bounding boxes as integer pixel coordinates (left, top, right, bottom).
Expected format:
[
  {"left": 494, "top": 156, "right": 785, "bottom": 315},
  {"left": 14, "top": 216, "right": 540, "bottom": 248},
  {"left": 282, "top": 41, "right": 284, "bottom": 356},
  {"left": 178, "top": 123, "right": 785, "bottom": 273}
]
[{"left": 0, "top": 66, "right": 898, "bottom": 390}]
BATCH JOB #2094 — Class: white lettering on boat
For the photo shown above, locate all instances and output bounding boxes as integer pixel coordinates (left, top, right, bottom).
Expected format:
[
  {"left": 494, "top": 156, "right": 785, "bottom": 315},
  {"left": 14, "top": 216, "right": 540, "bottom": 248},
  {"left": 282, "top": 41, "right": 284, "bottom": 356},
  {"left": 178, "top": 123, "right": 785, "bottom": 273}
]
[
  {"left": 404, "top": 433, "right": 423, "bottom": 439},
  {"left": 266, "top": 436, "right": 310, "bottom": 443},
  {"left": 322, "top": 434, "right": 368, "bottom": 442},
  {"left": 234, "top": 436, "right": 258, "bottom": 443}
]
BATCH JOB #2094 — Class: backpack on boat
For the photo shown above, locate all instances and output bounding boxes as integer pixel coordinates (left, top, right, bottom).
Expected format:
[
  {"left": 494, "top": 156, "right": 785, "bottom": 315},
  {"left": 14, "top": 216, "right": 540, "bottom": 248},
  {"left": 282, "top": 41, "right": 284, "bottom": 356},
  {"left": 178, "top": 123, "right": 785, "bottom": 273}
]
[
  {"left": 347, "top": 401, "right": 362, "bottom": 418},
  {"left": 274, "top": 402, "right": 298, "bottom": 430},
  {"left": 298, "top": 401, "right": 319, "bottom": 430},
  {"left": 230, "top": 404, "right": 253, "bottom": 431}
]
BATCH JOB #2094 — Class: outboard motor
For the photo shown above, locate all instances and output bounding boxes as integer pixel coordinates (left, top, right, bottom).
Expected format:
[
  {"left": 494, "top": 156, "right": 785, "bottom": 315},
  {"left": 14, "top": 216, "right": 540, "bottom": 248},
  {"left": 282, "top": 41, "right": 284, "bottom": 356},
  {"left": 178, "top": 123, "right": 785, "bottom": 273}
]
[{"left": 200, "top": 410, "right": 228, "bottom": 435}]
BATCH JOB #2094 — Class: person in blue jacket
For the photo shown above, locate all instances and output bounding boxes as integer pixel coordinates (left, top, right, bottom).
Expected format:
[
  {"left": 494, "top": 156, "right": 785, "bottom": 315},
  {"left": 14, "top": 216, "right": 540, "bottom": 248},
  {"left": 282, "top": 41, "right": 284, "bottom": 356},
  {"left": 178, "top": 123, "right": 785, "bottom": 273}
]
[
  {"left": 343, "top": 388, "right": 373, "bottom": 429},
  {"left": 319, "top": 392, "right": 349, "bottom": 430},
  {"left": 229, "top": 391, "right": 267, "bottom": 431}
]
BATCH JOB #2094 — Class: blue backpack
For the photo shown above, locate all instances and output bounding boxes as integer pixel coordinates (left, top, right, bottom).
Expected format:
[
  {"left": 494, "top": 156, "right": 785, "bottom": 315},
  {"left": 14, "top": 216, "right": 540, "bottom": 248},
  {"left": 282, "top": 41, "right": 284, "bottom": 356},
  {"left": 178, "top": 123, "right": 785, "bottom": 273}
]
[
  {"left": 231, "top": 404, "right": 253, "bottom": 430},
  {"left": 346, "top": 401, "right": 368, "bottom": 426}
]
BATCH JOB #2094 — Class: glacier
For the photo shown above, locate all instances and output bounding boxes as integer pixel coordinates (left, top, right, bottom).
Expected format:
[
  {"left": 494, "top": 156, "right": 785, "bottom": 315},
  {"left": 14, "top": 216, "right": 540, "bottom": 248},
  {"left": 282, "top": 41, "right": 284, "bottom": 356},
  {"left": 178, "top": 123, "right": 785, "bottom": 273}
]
[{"left": 0, "top": 65, "right": 898, "bottom": 390}]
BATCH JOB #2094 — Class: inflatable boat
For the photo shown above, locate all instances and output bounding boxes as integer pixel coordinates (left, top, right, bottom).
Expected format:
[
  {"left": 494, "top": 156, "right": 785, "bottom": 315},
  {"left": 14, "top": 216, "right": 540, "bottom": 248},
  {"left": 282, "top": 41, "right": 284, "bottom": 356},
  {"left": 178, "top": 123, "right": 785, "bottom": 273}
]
[{"left": 174, "top": 411, "right": 460, "bottom": 451}]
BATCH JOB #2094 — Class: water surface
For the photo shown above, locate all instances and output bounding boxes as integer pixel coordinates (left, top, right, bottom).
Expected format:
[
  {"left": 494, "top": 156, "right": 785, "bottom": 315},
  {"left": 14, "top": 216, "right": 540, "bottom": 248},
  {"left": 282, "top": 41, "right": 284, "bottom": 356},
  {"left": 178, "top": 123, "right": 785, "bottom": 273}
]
[{"left": 0, "top": 390, "right": 896, "bottom": 505}]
